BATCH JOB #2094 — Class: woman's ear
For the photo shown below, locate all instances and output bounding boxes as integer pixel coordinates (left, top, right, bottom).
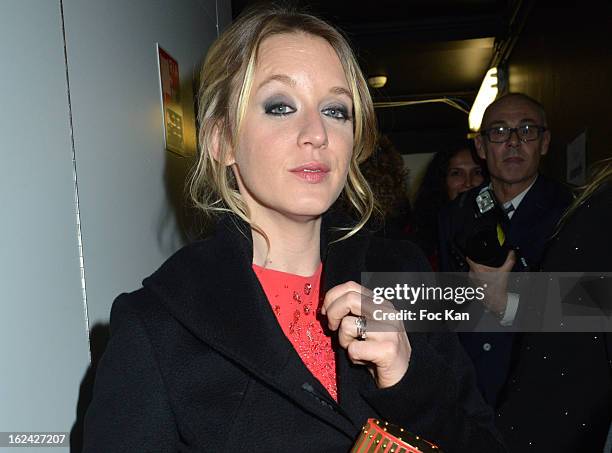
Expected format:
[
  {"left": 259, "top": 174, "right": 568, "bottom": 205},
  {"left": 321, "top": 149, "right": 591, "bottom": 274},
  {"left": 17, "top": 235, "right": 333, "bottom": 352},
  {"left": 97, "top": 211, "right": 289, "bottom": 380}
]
[{"left": 209, "top": 123, "right": 235, "bottom": 166}]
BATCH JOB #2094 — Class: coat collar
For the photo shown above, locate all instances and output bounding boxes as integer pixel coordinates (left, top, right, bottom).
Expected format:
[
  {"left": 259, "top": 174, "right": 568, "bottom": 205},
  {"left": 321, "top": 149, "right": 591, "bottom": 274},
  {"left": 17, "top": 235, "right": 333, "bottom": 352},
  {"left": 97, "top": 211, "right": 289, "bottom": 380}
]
[
  {"left": 143, "top": 212, "right": 373, "bottom": 437},
  {"left": 505, "top": 174, "right": 543, "bottom": 229}
]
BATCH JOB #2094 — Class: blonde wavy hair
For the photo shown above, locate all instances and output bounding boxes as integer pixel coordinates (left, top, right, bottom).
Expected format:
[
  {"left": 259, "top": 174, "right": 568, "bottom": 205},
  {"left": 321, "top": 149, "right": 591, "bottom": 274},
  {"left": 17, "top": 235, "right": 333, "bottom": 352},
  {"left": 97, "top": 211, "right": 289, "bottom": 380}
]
[{"left": 188, "top": 4, "right": 377, "bottom": 240}]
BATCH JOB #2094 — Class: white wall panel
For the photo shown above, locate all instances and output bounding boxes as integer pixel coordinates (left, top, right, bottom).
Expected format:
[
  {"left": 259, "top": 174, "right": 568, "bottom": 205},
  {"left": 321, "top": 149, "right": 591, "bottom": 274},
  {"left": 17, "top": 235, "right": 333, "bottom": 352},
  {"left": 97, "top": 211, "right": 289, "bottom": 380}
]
[
  {"left": 0, "top": 1, "right": 90, "bottom": 449},
  {"left": 62, "top": 0, "right": 220, "bottom": 327},
  {"left": 0, "top": 0, "right": 230, "bottom": 450}
]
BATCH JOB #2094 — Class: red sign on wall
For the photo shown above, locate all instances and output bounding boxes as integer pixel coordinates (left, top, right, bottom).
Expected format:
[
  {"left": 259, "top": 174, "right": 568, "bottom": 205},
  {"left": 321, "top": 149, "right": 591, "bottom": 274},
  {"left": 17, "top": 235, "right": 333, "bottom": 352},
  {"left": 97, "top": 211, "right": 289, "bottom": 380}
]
[{"left": 157, "top": 44, "right": 185, "bottom": 155}]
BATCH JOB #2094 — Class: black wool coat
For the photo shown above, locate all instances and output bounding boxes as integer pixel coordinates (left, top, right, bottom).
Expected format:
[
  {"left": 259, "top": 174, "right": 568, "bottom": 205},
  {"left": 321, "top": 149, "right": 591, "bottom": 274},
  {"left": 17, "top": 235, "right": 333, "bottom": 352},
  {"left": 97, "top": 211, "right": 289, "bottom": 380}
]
[
  {"left": 82, "top": 215, "right": 506, "bottom": 452},
  {"left": 496, "top": 182, "right": 612, "bottom": 453}
]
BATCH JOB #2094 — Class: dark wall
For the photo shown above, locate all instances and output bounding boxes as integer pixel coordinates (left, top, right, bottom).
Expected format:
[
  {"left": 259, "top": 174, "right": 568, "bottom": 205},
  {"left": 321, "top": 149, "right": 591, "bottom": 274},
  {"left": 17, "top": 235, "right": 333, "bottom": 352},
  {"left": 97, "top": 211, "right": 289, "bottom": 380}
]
[{"left": 506, "top": 0, "right": 612, "bottom": 182}]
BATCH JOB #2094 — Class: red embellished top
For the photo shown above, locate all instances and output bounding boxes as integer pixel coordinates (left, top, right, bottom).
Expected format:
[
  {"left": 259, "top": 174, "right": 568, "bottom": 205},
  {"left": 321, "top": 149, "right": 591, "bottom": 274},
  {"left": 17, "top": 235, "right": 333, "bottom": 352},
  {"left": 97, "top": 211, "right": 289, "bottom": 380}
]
[{"left": 252, "top": 263, "right": 337, "bottom": 401}]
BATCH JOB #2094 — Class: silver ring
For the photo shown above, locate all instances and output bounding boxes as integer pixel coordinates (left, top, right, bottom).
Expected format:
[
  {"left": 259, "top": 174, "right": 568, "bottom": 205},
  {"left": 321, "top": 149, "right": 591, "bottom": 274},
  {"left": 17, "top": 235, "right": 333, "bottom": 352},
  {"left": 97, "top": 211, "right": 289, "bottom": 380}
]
[{"left": 355, "top": 316, "right": 367, "bottom": 341}]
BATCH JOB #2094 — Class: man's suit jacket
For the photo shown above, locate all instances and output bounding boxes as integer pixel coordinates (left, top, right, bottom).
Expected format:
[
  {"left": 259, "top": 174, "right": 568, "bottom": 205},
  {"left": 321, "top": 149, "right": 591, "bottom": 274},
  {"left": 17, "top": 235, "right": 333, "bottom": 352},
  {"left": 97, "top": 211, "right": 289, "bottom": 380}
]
[
  {"left": 82, "top": 214, "right": 505, "bottom": 452},
  {"left": 438, "top": 175, "right": 572, "bottom": 405}
]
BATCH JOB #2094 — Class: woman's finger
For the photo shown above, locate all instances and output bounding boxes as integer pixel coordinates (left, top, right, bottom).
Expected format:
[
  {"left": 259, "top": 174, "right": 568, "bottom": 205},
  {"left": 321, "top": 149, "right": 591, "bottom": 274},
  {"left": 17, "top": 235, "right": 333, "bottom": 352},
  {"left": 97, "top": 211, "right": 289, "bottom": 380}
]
[
  {"left": 338, "top": 315, "right": 372, "bottom": 347},
  {"left": 322, "top": 281, "right": 381, "bottom": 332},
  {"left": 338, "top": 315, "right": 359, "bottom": 348},
  {"left": 325, "top": 291, "right": 362, "bottom": 331},
  {"left": 321, "top": 281, "right": 372, "bottom": 315},
  {"left": 346, "top": 334, "right": 412, "bottom": 388}
]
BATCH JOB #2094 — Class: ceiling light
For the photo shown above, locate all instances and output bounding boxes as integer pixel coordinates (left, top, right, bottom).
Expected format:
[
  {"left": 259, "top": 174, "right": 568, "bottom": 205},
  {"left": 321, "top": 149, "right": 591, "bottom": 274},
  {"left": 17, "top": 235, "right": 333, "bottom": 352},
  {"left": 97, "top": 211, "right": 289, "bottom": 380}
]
[
  {"left": 368, "top": 75, "right": 388, "bottom": 89},
  {"left": 469, "top": 67, "right": 498, "bottom": 132}
]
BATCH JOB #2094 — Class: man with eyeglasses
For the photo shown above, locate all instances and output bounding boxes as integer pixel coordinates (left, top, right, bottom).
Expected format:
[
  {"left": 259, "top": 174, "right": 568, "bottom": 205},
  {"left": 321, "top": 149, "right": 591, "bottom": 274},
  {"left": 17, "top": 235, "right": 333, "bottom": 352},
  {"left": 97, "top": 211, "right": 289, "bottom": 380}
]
[
  {"left": 474, "top": 93, "right": 558, "bottom": 217},
  {"left": 438, "top": 93, "right": 572, "bottom": 405},
  {"left": 441, "top": 92, "right": 571, "bottom": 289},
  {"left": 440, "top": 92, "right": 612, "bottom": 453}
]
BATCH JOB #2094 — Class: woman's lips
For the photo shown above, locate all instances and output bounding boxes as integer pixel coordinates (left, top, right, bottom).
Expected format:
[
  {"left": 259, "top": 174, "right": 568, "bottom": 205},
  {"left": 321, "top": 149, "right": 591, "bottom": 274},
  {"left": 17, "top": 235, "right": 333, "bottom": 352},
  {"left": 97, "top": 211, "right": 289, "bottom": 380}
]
[{"left": 289, "top": 163, "right": 330, "bottom": 183}]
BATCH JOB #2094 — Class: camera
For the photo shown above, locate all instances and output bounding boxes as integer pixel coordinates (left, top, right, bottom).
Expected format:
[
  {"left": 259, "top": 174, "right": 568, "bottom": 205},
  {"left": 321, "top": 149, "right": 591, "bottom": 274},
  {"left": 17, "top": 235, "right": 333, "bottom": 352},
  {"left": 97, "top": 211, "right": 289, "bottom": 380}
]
[{"left": 451, "top": 187, "right": 529, "bottom": 271}]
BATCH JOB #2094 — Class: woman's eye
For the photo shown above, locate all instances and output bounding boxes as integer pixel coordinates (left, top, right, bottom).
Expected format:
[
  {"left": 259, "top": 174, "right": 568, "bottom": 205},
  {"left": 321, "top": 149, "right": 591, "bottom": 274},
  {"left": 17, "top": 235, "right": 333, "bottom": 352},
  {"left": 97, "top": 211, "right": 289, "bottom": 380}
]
[
  {"left": 265, "top": 103, "right": 295, "bottom": 116},
  {"left": 448, "top": 170, "right": 461, "bottom": 177},
  {"left": 322, "top": 106, "right": 350, "bottom": 121}
]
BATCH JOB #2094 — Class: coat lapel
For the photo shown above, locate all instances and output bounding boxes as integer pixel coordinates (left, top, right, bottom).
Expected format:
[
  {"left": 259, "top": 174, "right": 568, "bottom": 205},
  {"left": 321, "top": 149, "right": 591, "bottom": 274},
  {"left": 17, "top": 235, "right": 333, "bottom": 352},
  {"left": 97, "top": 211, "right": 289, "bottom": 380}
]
[
  {"left": 506, "top": 176, "right": 557, "bottom": 268},
  {"left": 507, "top": 176, "right": 556, "bottom": 244},
  {"left": 143, "top": 214, "right": 364, "bottom": 438}
]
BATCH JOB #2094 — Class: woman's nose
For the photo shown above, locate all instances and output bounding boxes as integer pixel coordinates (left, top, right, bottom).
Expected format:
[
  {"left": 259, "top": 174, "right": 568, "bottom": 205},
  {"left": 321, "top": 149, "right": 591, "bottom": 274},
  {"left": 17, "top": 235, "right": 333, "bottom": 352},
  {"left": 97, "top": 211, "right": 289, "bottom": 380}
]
[
  {"left": 464, "top": 174, "right": 474, "bottom": 188},
  {"left": 297, "top": 110, "right": 328, "bottom": 149}
]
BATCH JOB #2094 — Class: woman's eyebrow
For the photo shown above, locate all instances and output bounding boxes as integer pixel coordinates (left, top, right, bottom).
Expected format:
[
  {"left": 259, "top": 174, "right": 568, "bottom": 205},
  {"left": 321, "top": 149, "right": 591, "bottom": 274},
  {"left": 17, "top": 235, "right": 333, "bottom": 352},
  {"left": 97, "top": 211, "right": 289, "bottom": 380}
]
[
  {"left": 257, "top": 74, "right": 296, "bottom": 90},
  {"left": 330, "top": 86, "right": 352, "bottom": 99},
  {"left": 257, "top": 75, "right": 351, "bottom": 99}
]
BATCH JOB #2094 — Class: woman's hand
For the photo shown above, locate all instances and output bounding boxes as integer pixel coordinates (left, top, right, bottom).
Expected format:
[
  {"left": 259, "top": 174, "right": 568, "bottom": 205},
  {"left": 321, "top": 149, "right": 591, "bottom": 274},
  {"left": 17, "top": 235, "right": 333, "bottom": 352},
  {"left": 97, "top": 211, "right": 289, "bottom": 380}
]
[{"left": 321, "top": 281, "right": 411, "bottom": 389}]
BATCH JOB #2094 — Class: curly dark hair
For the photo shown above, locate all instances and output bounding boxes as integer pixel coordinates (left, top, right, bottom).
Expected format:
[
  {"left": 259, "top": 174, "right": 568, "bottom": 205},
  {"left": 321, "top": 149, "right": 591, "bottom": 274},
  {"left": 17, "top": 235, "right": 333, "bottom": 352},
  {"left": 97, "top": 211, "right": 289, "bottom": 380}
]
[
  {"left": 412, "top": 140, "right": 488, "bottom": 254},
  {"left": 360, "top": 135, "right": 409, "bottom": 218}
]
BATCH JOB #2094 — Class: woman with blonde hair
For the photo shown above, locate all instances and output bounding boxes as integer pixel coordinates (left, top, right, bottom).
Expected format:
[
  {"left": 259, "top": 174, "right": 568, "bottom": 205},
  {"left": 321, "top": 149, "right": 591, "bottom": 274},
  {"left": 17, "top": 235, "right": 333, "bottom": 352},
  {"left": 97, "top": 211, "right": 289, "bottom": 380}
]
[{"left": 83, "top": 5, "right": 504, "bottom": 452}]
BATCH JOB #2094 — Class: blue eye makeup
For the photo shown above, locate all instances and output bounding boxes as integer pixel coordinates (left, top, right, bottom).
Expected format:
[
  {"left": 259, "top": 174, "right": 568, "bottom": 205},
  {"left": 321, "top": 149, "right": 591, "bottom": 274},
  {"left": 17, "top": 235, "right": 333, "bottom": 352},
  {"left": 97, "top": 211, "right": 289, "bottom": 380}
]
[
  {"left": 263, "top": 98, "right": 296, "bottom": 116},
  {"left": 322, "top": 105, "right": 351, "bottom": 121},
  {"left": 262, "top": 97, "right": 352, "bottom": 121}
]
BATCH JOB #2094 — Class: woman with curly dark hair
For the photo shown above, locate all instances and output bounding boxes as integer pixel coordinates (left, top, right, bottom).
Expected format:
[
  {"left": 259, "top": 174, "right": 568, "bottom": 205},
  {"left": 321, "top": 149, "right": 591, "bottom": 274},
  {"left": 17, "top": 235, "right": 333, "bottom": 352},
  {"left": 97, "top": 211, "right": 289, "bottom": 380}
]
[{"left": 413, "top": 141, "right": 488, "bottom": 269}]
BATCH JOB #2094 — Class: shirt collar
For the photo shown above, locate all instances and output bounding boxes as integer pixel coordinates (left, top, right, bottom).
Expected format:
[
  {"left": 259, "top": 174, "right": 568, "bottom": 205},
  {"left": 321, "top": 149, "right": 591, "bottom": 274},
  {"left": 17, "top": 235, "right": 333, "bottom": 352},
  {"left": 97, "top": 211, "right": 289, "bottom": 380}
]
[{"left": 489, "top": 175, "right": 538, "bottom": 211}]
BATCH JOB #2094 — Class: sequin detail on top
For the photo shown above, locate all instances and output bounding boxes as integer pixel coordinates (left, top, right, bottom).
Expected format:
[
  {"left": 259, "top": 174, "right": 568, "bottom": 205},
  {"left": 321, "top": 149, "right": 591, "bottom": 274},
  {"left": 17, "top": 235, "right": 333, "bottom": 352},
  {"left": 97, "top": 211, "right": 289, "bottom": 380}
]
[{"left": 252, "top": 263, "right": 337, "bottom": 401}]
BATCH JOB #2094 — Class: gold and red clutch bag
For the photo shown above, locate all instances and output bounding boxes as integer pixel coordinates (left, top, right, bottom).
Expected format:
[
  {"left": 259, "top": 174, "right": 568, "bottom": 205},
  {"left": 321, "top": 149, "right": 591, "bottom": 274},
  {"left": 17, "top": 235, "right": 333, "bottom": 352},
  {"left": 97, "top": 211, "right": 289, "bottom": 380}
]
[{"left": 351, "top": 419, "right": 443, "bottom": 453}]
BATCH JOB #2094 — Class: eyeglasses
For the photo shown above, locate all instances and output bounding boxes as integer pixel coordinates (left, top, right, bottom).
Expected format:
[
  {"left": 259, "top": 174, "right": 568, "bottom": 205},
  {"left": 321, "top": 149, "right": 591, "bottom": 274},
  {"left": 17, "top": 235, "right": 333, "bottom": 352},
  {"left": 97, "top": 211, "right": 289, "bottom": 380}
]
[{"left": 480, "top": 125, "right": 547, "bottom": 143}]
